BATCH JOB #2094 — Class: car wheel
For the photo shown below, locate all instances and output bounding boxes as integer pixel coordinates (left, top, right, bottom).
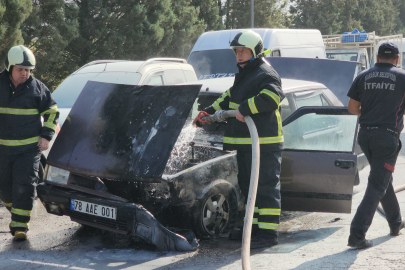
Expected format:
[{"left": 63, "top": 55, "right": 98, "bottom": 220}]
[{"left": 192, "top": 184, "right": 237, "bottom": 239}]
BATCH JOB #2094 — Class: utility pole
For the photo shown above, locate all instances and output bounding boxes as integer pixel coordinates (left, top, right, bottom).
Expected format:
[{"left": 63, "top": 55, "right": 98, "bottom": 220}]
[{"left": 251, "top": 0, "right": 254, "bottom": 28}]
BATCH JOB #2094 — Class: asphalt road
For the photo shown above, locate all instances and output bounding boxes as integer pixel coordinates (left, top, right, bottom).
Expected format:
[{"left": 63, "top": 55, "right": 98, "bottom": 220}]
[{"left": 1, "top": 134, "right": 405, "bottom": 269}]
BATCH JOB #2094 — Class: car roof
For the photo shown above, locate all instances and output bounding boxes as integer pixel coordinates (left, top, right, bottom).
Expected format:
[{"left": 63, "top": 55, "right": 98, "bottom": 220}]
[
  {"left": 73, "top": 58, "right": 191, "bottom": 75},
  {"left": 184, "top": 77, "right": 327, "bottom": 95}
]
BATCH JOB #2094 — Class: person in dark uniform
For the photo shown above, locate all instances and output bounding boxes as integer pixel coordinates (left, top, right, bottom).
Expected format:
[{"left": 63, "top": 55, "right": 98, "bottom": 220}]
[
  {"left": 193, "top": 30, "right": 284, "bottom": 249},
  {"left": 0, "top": 45, "right": 59, "bottom": 241},
  {"left": 347, "top": 42, "right": 405, "bottom": 249}
]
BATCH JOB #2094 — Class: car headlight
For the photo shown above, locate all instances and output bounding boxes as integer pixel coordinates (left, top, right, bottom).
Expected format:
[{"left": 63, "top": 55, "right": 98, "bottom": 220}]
[{"left": 45, "top": 165, "right": 70, "bottom": 185}]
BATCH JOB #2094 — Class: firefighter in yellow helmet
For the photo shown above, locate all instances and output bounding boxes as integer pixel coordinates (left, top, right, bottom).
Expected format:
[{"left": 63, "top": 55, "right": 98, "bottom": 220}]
[
  {"left": 194, "top": 30, "right": 284, "bottom": 249},
  {"left": 0, "top": 45, "right": 59, "bottom": 241}
]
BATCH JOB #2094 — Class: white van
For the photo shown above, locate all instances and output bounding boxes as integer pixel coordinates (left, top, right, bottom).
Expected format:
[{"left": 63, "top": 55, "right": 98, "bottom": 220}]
[
  {"left": 188, "top": 28, "right": 326, "bottom": 80},
  {"left": 191, "top": 29, "right": 326, "bottom": 58}
]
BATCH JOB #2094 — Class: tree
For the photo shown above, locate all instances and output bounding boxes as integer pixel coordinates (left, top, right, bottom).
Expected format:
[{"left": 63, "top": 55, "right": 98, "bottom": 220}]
[
  {"left": 391, "top": 0, "right": 405, "bottom": 34},
  {"left": 227, "top": 0, "right": 291, "bottom": 29},
  {"left": 21, "top": 0, "right": 79, "bottom": 90},
  {"left": 290, "top": 0, "right": 399, "bottom": 35},
  {"left": 191, "top": 0, "right": 224, "bottom": 31},
  {"left": 354, "top": 0, "right": 398, "bottom": 35},
  {"left": 290, "top": 0, "right": 346, "bottom": 34},
  {"left": 338, "top": 0, "right": 363, "bottom": 32},
  {"left": 65, "top": 0, "right": 204, "bottom": 68},
  {"left": 163, "top": 0, "right": 206, "bottom": 58},
  {"left": 0, "top": 0, "right": 32, "bottom": 68}
]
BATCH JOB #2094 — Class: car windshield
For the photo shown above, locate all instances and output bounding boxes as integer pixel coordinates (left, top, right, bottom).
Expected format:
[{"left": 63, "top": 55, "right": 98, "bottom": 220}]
[
  {"left": 326, "top": 53, "right": 358, "bottom": 62},
  {"left": 187, "top": 49, "right": 238, "bottom": 80},
  {"left": 53, "top": 72, "right": 142, "bottom": 108}
]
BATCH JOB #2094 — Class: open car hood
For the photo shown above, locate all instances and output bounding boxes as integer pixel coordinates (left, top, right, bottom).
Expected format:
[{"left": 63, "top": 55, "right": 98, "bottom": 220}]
[
  {"left": 266, "top": 57, "right": 357, "bottom": 105},
  {"left": 47, "top": 81, "right": 201, "bottom": 182}
]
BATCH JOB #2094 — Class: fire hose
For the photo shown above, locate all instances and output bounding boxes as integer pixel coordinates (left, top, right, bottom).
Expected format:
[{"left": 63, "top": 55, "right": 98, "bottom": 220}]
[{"left": 200, "top": 110, "right": 259, "bottom": 270}]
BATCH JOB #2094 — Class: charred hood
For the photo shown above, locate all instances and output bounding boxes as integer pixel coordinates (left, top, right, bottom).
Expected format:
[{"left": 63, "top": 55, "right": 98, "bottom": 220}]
[{"left": 47, "top": 81, "right": 201, "bottom": 182}]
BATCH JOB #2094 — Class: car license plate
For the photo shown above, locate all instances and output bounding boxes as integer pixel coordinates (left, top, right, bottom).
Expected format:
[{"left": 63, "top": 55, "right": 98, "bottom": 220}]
[{"left": 70, "top": 199, "right": 117, "bottom": 220}]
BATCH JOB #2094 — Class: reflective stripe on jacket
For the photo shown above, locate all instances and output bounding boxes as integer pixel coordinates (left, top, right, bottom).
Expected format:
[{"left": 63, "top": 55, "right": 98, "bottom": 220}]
[
  {"left": 204, "top": 58, "right": 284, "bottom": 152},
  {"left": 0, "top": 70, "right": 59, "bottom": 152}
]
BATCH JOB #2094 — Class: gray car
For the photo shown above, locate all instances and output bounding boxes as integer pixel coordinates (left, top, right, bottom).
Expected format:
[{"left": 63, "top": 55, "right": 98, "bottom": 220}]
[{"left": 38, "top": 76, "right": 365, "bottom": 244}]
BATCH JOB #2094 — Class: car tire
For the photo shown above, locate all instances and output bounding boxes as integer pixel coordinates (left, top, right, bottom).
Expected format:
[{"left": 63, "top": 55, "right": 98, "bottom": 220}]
[{"left": 192, "top": 184, "right": 238, "bottom": 239}]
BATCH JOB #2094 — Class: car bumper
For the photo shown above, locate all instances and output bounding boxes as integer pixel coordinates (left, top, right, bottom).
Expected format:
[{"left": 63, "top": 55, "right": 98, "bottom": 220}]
[{"left": 37, "top": 184, "right": 198, "bottom": 251}]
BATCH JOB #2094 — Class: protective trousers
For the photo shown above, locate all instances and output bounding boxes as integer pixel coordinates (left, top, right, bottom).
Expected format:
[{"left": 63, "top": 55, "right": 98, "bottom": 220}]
[
  {"left": 350, "top": 129, "right": 402, "bottom": 239},
  {"left": 237, "top": 150, "right": 282, "bottom": 236},
  {"left": 0, "top": 150, "right": 41, "bottom": 234}
]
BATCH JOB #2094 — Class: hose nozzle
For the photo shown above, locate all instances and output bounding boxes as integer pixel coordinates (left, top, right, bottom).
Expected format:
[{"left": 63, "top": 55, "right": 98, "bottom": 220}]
[{"left": 201, "top": 110, "right": 237, "bottom": 123}]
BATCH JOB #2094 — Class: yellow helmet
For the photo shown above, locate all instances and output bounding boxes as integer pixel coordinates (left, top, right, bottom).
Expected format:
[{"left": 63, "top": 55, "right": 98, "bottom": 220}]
[
  {"left": 230, "top": 30, "right": 264, "bottom": 58},
  {"left": 5, "top": 45, "right": 36, "bottom": 71}
]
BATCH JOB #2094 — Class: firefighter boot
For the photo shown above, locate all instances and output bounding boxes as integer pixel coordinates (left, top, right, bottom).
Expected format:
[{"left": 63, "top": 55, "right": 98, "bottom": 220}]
[
  {"left": 228, "top": 225, "right": 259, "bottom": 240},
  {"left": 14, "top": 231, "right": 27, "bottom": 241},
  {"left": 390, "top": 221, "right": 405, "bottom": 236},
  {"left": 250, "top": 229, "right": 278, "bottom": 249},
  {"left": 347, "top": 235, "right": 373, "bottom": 249}
]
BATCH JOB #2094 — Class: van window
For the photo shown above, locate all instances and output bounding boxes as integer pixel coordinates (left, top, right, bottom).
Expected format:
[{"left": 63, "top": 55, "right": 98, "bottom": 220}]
[
  {"left": 271, "top": 50, "right": 281, "bottom": 57},
  {"left": 187, "top": 49, "right": 238, "bottom": 80}
]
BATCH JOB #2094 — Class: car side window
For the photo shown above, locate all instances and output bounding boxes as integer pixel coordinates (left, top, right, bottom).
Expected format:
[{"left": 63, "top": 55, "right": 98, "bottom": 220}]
[
  {"left": 280, "top": 96, "right": 292, "bottom": 121},
  {"left": 294, "top": 92, "right": 336, "bottom": 135},
  {"left": 283, "top": 113, "right": 357, "bottom": 152},
  {"left": 271, "top": 50, "right": 281, "bottom": 57},
  {"left": 295, "top": 92, "right": 323, "bottom": 108},
  {"left": 145, "top": 75, "right": 164, "bottom": 85},
  {"left": 164, "top": 69, "right": 187, "bottom": 85},
  {"left": 321, "top": 95, "right": 330, "bottom": 106}
]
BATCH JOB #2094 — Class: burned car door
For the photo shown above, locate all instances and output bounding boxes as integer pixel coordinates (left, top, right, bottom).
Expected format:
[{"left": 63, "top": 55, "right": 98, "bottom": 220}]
[{"left": 281, "top": 106, "right": 358, "bottom": 214}]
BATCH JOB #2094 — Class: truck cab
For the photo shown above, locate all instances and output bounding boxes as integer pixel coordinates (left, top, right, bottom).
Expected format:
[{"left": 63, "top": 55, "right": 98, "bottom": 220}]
[
  {"left": 323, "top": 31, "right": 403, "bottom": 77},
  {"left": 326, "top": 48, "right": 369, "bottom": 77}
]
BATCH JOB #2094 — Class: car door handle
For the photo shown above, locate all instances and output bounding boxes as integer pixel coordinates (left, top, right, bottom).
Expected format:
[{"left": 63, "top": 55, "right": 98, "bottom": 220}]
[{"left": 335, "top": 160, "right": 356, "bottom": 169}]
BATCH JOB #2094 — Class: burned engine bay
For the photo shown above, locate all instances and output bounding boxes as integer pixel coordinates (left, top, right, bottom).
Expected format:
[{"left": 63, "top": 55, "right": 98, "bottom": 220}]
[{"left": 64, "top": 120, "right": 231, "bottom": 227}]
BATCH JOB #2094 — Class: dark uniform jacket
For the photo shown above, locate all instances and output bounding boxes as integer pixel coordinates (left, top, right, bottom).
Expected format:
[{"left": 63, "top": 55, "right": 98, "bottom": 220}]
[
  {"left": 0, "top": 70, "right": 59, "bottom": 154},
  {"left": 347, "top": 63, "right": 405, "bottom": 132},
  {"left": 204, "top": 58, "right": 284, "bottom": 152}
]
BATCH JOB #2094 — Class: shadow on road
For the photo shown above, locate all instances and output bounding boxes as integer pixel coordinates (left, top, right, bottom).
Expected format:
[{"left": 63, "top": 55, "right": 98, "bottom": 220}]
[
  {"left": 260, "top": 227, "right": 342, "bottom": 254},
  {"left": 151, "top": 227, "right": 343, "bottom": 270},
  {"left": 290, "top": 234, "right": 392, "bottom": 270}
]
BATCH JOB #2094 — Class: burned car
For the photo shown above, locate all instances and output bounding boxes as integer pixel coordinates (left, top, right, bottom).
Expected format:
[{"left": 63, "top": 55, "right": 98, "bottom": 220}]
[{"left": 38, "top": 70, "right": 365, "bottom": 251}]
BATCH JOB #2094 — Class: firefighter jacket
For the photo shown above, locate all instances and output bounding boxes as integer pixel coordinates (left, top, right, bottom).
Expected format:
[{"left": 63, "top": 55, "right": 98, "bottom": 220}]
[
  {"left": 204, "top": 58, "right": 284, "bottom": 152},
  {"left": 0, "top": 70, "right": 59, "bottom": 154}
]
